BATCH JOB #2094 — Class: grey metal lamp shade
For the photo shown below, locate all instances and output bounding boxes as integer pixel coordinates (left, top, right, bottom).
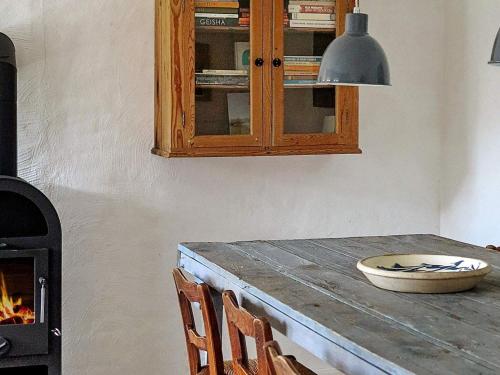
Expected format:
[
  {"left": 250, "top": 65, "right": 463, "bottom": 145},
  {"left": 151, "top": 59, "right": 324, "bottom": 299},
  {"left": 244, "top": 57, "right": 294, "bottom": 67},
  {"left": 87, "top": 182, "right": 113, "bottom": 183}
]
[
  {"left": 489, "top": 28, "right": 500, "bottom": 65},
  {"left": 318, "top": 13, "right": 390, "bottom": 86}
]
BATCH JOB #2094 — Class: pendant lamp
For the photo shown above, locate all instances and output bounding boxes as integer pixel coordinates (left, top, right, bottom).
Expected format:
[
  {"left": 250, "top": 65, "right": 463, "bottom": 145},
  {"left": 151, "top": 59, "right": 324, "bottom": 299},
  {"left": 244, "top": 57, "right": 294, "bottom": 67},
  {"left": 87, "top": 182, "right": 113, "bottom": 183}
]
[{"left": 318, "top": 0, "right": 390, "bottom": 86}]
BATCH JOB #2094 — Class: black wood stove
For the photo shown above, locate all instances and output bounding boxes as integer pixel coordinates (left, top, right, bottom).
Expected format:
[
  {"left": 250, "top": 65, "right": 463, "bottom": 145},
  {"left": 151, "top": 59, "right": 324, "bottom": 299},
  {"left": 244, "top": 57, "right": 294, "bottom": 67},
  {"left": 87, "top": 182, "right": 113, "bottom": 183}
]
[{"left": 0, "top": 33, "right": 61, "bottom": 375}]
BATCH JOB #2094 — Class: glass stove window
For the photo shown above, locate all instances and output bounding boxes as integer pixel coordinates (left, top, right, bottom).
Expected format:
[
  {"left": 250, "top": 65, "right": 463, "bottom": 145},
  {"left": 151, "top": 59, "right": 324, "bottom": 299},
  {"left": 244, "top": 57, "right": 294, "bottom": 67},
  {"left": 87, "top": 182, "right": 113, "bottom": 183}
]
[{"left": 0, "top": 258, "right": 35, "bottom": 325}]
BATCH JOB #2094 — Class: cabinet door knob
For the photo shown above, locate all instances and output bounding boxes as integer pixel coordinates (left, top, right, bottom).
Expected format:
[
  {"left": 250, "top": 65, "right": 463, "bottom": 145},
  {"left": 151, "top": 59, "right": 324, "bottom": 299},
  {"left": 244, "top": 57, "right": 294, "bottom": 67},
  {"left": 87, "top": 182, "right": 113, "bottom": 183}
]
[
  {"left": 255, "top": 58, "right": 264, "bottom": 67},
  {"left": 273, "top": 58, "right": 282, "bottom": 67}
]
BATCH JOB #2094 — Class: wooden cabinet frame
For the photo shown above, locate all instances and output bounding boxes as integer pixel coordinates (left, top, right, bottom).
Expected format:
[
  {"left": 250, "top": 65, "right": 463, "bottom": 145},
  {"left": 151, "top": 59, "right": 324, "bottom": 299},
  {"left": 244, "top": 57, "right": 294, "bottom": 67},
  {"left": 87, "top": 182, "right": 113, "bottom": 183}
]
[{"left": 153, "top": 0, "right": 361, "bottom": 158}]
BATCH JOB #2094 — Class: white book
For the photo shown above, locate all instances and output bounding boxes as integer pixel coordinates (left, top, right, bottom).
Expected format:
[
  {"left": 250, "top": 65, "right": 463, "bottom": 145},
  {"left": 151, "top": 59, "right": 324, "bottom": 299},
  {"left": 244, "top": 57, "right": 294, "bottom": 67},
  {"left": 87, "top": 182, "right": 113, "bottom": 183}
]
[
  {"left": 289, "top": 20, "right": 335, "bottom": 28},
  {"left": 288, "top": 4, "right": 335, "bottom": 13},
  {"left": 195, "top": 13, "right": 239, "bottom": 18},
  {"left": 289, "top": 1, "right": 335, "bottom": 5},
  {"left": 291, "top": 13, "right": 335, "bottom": 20},
  {"left": 202, "top": 69, "right": 248, "bottom": 75}
]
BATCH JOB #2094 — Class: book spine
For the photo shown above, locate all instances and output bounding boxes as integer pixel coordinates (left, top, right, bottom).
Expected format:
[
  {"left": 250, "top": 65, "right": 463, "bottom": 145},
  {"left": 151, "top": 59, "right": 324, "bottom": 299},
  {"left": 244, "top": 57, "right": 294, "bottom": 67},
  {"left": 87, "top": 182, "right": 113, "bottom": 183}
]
[
  {"left": 285, "top": 56, "right": 322, "bottom": 62},
  {"left": 202, "top": 70, "right": 248, "bottom": 75},
  {"left": 288, "top": 5, "right": 335, "bottom": 13},
  {"left": 194, "top": 1, "right": 240, "bottom": 9},
  {"left": 196, "top": 75, "right": 249, "bottom": 83},
  {"left": 195, "top": 7, "right": 239, "bottom": 13},
  {"left": 196, "top": 79, "right": 249, "bottom": 86},
  {"left": 289, "top": 20, "right": 335, "bottom": 28},
  {"left": 285, "top": 61, "right": 321, "bottom": 69},
  {"left": 195, "top": 13, "right": 239, "bottom": 18},
  {"left": 290, "top": 13, "right": 335, "bottom": 20},
  {"left": 196, "top": 17, "right": 240, "bottom": 26},
  {"left": 288, "top": 0, "right": 335, "bottom": 5},
  {"left": 285, "top": 75, "right": 318, "bottom": 80},
  {"left": 284, "top": 66, "right": 320, "bottom": 72},
  {"left": 284, "top": 80, "right": 319, "bottom": 85}
]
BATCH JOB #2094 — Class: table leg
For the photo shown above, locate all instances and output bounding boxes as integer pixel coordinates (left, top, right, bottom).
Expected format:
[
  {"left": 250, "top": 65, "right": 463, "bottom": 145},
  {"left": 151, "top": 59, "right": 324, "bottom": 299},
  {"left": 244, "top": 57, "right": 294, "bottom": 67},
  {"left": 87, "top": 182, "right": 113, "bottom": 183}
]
[{"left": 209, "top": 285, "right": 224, "bottom": 335}]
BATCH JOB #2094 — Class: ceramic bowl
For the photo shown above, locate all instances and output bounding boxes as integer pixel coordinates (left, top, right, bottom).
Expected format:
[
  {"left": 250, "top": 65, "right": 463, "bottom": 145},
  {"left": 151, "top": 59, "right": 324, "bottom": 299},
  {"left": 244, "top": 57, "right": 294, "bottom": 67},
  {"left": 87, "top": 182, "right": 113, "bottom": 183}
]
[{"left": 357, "top": 254, "right": 491, "bottom": 293}]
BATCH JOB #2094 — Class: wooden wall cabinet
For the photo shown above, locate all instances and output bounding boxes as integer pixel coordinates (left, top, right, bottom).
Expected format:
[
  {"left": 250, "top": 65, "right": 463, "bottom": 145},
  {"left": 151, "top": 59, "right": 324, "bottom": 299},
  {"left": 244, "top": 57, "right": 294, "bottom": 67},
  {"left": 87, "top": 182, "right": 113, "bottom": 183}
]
[{"left": 154, "top": 0, "right": 360, "bottom": 158}]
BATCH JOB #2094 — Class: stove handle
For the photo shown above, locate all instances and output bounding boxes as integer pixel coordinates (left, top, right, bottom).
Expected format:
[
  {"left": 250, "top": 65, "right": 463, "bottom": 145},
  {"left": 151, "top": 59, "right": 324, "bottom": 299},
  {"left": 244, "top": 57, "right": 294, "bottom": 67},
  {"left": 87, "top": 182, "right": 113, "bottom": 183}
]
[{"left": 39, "top": 277, "right": 47, "bottom": 324}]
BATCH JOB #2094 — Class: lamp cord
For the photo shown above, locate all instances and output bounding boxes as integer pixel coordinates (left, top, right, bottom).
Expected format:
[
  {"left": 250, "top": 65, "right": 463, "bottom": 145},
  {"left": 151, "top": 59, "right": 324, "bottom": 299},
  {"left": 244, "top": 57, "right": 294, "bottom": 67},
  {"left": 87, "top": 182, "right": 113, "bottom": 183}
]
[{"left": 354, "top": 0, "right": 361, "bottom": 13}]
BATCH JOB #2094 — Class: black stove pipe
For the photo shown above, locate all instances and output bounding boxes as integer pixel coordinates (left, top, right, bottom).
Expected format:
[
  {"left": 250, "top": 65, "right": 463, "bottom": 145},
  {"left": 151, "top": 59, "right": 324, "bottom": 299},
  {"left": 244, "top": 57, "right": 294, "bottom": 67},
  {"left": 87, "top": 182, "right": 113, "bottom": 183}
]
[{"left": 0, "top": 33, "right": 17, "bottom": 177}]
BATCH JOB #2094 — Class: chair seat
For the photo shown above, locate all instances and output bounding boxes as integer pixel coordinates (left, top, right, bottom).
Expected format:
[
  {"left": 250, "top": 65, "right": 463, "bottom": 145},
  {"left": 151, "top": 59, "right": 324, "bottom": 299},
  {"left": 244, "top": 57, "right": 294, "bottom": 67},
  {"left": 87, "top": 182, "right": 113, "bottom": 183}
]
[
  {"left": 197, "top": 359, "right": 258, "bottom": 375},
  {"left": 293, "top": 360, "right": 318, "bottom": 375},
  {"left": 197, "top": 358, "right": 315, "bottom": 375}
]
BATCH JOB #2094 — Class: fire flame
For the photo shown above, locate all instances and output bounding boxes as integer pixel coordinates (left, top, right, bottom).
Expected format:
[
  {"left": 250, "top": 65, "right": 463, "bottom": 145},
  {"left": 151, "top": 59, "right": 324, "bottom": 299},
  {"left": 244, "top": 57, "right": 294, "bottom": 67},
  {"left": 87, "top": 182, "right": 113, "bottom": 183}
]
[{"left": 0, "top": 273, "right": 34, "bottom": 325}]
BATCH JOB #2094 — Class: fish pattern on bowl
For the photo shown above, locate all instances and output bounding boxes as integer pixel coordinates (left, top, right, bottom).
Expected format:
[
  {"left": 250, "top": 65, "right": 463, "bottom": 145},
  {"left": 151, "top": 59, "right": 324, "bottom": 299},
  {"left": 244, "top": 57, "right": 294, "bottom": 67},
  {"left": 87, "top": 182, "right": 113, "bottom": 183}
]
[{"left": 377, "top": 260, "right": 482, "bottom": 273}]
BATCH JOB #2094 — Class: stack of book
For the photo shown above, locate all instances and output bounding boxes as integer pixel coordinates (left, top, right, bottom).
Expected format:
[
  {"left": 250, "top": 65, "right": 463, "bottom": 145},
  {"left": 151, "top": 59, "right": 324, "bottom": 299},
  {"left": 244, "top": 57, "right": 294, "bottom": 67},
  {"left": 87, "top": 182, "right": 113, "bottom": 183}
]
[
  {"left": 239, "top": 8, "right": 249, "bottom": 26},
  {"left": 196, "top": 69, "right": 249, "bottom": 87},
  {"left": 287, "top": 0, "right": 336, "bottom": 29},
  {"left": 239, "top": 8, "right": 289, "bottom": 27},
  {"left": 284, "top": 56, "right": 321, "bottom": 85},
  {"left": 195, "top": 1, "right": 240, "bottom": 27}
]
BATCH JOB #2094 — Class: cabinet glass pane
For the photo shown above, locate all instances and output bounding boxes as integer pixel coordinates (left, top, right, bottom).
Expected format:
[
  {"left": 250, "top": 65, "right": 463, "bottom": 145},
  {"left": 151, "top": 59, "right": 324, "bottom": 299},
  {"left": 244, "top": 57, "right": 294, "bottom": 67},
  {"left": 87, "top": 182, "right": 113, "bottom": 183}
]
[
  {"left": 283, "top": 0, "right": 336, "bottom": 135},
  {"left": 194, "top": 0, "right": 251, "bottom": 136}
]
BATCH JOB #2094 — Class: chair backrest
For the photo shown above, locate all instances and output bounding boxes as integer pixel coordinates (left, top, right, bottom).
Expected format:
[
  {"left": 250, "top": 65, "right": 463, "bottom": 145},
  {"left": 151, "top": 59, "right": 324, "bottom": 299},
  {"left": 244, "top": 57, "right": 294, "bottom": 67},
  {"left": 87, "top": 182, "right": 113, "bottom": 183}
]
[
  {"left": 222, "top": 290, "right": 273, "bottom": 375},
  {"left": 265, "top": 341, "right": 302, "bottom": 375},
  {"left": 173, "top": 268, "right": 223, "bottom": 375}
]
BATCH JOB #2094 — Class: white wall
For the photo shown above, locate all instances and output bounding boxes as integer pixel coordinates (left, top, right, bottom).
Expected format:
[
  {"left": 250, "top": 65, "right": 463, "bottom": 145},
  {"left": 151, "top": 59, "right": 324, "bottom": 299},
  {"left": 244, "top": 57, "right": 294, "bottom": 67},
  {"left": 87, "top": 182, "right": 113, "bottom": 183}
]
[
  {"left": 0, "top": 0, "right": 445, "bottom": 374},
  {"left": 440, "top": 0, "right": 500, "bottom": 246}
]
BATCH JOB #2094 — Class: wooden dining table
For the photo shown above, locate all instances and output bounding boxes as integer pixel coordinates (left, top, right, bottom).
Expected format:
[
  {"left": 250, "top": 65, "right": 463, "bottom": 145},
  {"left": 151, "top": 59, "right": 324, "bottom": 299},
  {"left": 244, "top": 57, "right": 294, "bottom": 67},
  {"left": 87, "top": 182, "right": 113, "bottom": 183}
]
[{"left": 177, "top": 234, "right": 500, "bottom": 375}]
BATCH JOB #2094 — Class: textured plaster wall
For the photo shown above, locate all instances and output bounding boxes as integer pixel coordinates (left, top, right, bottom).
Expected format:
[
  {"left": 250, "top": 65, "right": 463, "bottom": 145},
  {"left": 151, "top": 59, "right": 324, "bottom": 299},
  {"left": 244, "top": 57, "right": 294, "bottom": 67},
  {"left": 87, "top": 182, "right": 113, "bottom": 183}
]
[
  {"left": 440, "top": 0, "right": 500, "bottom": 246},
  {"left": 0, "top": 0, "right": 444, "bottom": 374}
]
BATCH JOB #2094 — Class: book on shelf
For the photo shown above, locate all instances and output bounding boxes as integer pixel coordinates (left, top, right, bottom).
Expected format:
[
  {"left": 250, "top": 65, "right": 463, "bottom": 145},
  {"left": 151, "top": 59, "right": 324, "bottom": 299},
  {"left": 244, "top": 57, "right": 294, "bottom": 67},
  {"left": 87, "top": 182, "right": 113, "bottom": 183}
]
[
  {"left": 288, "top": 0, "right": 335, "bottom": 5},
  {"left": 284, "top": 65, "right": 320, "bottom": 73},
  {"left": 285, "top": 62, "right": 321, "bottom": 66},
  {"left": 196, "top": 72, "right": 249, "bottom": 86},
  {"left": 195, "top": 1, "right": 239, "bottom": 8},
  {"left": 202, "top": 69, "right": 248, "bottom": 75},
  {"left": 284, "top": 79, "right": 319, "bottom": 85},
  {"left": 195, "top": 12, "right": 239, "bottom": 18},
  {"left": 239, "top": 9, "right": 289, "bottom": 27},
  {"left": 196, "top": 17, "right": 240, "bottom": 27},
  {"left": 195, "top": 7, "right": 239, "bottom": 14},
  {"left": 285, "top": 72, "right": 318, "bottom": 81},
  {"left": 239, "top": 8, "right": 249, "bottom": 26},
  {"left": 289, "top": 19, "right": 335, "bottom": 28},
  {"left": 285, "top": 56, "right": 322, "bottom": 62},
  {"left": 290, "top": 12, "right": 335, "bottom": 20},
  {"left": 288, "top": 4, "right": 335, "bottom": 13}
]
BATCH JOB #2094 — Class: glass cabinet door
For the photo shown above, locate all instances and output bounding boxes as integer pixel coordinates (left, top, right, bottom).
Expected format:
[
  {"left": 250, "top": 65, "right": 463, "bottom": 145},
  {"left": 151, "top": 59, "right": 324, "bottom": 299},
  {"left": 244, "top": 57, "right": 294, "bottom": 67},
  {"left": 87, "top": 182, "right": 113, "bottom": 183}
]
[
  {"left": 185, "top": 0, "right": 264, "bottom": 148},
  {"left": 272, "top": 0, "right": 340, "bottom": 146}
]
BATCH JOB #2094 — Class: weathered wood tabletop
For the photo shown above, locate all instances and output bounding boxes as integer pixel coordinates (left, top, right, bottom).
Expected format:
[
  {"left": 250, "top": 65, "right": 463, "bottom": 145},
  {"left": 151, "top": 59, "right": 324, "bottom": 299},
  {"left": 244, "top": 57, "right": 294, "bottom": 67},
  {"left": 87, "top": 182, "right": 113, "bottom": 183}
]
[{"left": 178, "top": 234, "right": 500, "bottom": 375}]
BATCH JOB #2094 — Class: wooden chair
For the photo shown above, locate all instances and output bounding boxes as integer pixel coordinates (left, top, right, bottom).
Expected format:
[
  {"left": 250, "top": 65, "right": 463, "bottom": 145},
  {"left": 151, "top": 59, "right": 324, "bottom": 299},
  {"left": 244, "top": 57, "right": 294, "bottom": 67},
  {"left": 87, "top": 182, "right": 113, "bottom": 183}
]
[
  {"left": 173, "top": 268, "right": 226, "bottom": 375},
  {"left": 222, "top": 290, "right": 268, "bottom": 375},
  {"left": 223, "top": 291, "right": 315, "bottom": 375},
  {"left": 265, "top": 341, "right": 317, "bottom": 375}
]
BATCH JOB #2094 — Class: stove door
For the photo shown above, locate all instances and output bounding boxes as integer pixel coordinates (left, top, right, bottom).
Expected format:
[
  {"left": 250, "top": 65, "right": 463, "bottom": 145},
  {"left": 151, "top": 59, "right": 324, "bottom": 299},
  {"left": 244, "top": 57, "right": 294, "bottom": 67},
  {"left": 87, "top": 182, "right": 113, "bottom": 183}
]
[{"left": 0, "top": 248, "right": 49, "bottom": 357}]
